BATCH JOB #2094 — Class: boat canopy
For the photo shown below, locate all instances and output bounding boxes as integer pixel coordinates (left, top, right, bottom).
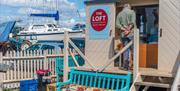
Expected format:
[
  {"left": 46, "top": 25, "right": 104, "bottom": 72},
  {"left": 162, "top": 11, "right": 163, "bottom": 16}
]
[
  {"left": 0, "top": 21, "right": 16, "bottom": 42},
  {"left": 30, "top": 11, "right": 59, "bottom": 21}
]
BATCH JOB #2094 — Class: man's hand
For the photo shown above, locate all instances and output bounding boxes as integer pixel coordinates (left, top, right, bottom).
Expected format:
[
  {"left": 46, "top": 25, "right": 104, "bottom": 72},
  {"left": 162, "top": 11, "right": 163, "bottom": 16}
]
[{"left": 121, "top": 24, "right": 134, "bottom": 36}]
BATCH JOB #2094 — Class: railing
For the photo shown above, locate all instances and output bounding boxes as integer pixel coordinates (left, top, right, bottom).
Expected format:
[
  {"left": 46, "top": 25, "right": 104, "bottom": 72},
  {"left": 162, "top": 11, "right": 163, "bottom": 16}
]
[
  {"left": 171, "top": 63, "right": 180, "bottom": 91},
  {"left": 98, "top": 41, "right": 133, "bottom": 72},
  {"left": 98, "top": 29, "right": 139, "bottom": 81},
  {"left": 0, "top": 48, "right": 77, "bottom": 89},
  {"left": 63, "top": 29, "right": 140, "bottom": 81},
  {"left": 63, "top": 31, "right": 96, "bottom": 81}
]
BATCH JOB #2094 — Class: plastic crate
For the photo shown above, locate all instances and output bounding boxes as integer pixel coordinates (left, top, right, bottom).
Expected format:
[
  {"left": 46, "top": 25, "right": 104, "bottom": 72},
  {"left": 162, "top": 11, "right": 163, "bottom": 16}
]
[{"left": 20, "top": 80, "right": 38, "bottom": 91}]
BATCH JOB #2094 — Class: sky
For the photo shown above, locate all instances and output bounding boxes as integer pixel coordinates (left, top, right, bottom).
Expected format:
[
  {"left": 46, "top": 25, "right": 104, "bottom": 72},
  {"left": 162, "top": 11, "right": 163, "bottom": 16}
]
[{"left": 0, "top": 0, "right": 86, "bottom": 27}]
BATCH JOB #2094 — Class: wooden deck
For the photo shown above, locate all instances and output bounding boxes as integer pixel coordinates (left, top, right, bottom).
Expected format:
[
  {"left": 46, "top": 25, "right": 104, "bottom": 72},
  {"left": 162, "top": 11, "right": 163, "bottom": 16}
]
[
  {"left": 139, "top": 68, "right": 173, "bottom": 78},
  {"left": 75, "top": 67, "right": 173, "bottom": 78},
  {"left": 75, "top": 66, "right": 129, "bottom": 74}
]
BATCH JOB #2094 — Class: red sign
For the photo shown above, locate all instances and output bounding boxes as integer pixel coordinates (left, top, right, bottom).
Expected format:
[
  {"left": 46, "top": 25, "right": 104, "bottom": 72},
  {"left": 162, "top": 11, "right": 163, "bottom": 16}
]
[{"left": 91, "top": 9, "right": 108, "bottom": 32}]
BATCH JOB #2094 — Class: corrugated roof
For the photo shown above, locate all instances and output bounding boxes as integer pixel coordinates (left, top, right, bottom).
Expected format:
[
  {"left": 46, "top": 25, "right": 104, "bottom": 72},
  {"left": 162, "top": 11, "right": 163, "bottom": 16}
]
[{"left": 0, "top": 21, "right": 16, "bottom": 42}]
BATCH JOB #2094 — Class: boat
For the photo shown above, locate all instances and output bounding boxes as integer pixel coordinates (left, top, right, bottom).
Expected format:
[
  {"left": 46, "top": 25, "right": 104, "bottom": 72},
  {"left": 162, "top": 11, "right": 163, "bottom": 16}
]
[{"left": 17, "top": 23, "right": 85, "bottom": 41}]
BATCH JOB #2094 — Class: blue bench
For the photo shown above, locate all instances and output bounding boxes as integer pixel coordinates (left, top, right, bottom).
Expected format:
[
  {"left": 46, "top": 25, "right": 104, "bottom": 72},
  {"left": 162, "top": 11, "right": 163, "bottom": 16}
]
[{"left": 57, "top": 69, "right": 131, "bottom": 91}]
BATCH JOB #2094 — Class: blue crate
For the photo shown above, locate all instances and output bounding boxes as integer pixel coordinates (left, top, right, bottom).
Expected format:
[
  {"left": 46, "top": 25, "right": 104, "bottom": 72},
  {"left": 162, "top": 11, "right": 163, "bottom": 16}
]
[{"left": 20, "top": 80, "right": 38, "bottom": 91}]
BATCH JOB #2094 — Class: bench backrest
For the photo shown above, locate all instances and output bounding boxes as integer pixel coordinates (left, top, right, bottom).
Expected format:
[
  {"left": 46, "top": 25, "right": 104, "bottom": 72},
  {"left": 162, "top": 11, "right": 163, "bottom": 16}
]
[{"left": 69, "top": 69, "right": 131, "bottom": 91}]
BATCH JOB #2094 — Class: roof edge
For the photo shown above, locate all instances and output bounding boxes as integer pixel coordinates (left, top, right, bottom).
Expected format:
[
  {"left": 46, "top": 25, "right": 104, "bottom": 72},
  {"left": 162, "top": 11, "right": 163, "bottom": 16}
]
[{"left": 84, "top": 0, "right": 120, "bottom": 4}]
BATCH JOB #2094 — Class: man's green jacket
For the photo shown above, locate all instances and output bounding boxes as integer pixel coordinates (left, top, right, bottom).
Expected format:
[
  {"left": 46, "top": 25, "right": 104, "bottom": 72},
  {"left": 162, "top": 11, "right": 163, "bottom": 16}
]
[{"left": 116, "top": 8, "right": 137, "bottom": 39}]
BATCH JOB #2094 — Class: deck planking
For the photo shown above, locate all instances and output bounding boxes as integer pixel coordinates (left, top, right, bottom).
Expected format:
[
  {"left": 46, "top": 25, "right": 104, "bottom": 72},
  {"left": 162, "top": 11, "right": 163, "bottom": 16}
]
[
  {"left": 75, "top": 66, "right": 129, "bottom": 75},
  {"left": 75, "top": 67, "right": 173, "bottom": 78},
  {"left": 139, "top": 68, "right": 173, "bottom": 78}
]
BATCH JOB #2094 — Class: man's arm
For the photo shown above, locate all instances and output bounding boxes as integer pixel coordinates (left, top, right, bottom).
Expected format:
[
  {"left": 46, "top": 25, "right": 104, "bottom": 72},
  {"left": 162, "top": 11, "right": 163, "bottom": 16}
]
[
  {"left": 130, "top": 11, "right": 137, "bottom": 28},
  {"left": 116, "top": 13, "right": 123, "bottom": 29}
]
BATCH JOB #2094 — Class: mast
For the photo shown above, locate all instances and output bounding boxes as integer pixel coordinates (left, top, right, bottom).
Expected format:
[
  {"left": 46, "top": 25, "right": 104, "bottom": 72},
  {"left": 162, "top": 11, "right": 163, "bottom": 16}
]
[{"left": 56, "top": 0, "right": 59, "bottom": 25}]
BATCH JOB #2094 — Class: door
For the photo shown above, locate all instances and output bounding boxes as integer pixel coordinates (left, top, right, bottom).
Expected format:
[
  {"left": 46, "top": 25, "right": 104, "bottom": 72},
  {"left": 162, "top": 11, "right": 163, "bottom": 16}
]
[{"left": 158, "top": 0, "right": 180, "bottom": 73}]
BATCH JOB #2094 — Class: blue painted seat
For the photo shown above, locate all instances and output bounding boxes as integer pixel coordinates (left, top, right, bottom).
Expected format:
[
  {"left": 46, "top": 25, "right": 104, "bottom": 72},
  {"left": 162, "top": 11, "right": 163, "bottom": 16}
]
[{"left": 57, "top": 69, "right": 131, "bottom": 91}]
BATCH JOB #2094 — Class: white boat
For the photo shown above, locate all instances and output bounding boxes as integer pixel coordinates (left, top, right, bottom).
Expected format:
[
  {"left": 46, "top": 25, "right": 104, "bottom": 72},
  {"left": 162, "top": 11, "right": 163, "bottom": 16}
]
[{"left": 18, "top": 24, "right": 85, "bottom": 41}]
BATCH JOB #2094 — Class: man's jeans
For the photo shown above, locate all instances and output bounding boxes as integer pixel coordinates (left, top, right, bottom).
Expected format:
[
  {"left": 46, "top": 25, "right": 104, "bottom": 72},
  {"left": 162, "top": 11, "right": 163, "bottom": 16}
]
[{"left": 121, "top": 38, "right": 132, "bottom": 69}]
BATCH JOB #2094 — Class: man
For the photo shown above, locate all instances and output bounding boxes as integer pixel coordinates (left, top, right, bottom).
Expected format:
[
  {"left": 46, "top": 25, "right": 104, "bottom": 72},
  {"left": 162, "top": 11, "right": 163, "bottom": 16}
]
[{"left": 116, "top": 4, "right": 137, "bottom": 70}]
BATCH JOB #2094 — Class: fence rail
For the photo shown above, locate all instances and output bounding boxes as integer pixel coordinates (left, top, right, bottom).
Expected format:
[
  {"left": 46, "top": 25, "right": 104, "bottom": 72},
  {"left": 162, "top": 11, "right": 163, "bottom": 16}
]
[{"left": 0, "top": 48, "right": 76, "bottom": 89}]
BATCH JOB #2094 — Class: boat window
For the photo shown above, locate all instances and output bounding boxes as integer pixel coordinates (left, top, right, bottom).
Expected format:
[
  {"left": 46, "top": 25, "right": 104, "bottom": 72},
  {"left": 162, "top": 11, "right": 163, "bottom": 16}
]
[
  {"left": 32, "top": 25, "right": 46, "bottom": 30},
  {"left": 53, "top": 24, "right": 57, "bottom": 28},
  {"left": 47, "top": 24, "right": 54, "bottom": 28},
  {"left": 53, "top": 29, "right": 58, "bottom": 31},
  {"left": 72, "top": 24, "right": 86, "bottom": 30},
  {"left": 48, "top": 29, "right": 52, "bottom": 31}
]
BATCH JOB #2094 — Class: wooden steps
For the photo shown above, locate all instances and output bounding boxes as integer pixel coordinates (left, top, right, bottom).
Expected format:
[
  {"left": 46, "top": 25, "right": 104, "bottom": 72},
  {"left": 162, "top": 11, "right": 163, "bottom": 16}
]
[
  {"left": 139, "top": 68, "right": 173, "bottom": 78},
  {"left": 133, "top": 75, "right": 173, "bottom": 91},
  {"left": 131, "top": 68, "right": 174, "bottom": 91},
  {"left": 135, "top": 81, "right": 171, "bottom": 88}
]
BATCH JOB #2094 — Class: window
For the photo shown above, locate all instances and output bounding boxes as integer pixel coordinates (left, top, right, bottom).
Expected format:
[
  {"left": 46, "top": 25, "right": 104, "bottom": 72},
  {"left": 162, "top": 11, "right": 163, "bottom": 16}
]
[
  {"left": 53, "top": 24, "right": 58, "bottom": 28},
  {"left": 53, "top": 29, "right": 58, "bottom": 31},
  {"left": 48, "top": 29, "right": 52, "bottom": 31},
  {"left": 134, "top": 6, "right": 159, "bottom": 44},
  {"left": 47, "top": 24, "right": 54, "bottom": 28},
  {"left": 32, "top": 25, "right": 46, "bottom": 30}
]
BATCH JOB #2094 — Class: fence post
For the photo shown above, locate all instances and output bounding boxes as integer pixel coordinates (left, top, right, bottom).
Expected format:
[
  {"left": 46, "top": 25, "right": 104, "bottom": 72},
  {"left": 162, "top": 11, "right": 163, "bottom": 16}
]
[
  {"left": 0, "top": 52, "right": 3, "bottom": 91},
  {"left": 63, "top": 31, "right": 69, "bottom": 81},
  {"left": 44, "top": 50, "right": 48, "bottom": 70},
  {"left": 133, "top": 29, "right": 139, "bottom": 81}
]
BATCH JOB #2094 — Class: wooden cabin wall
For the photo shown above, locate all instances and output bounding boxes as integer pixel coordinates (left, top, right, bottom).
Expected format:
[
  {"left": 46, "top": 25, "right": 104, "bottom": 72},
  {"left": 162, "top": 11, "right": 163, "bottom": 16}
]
[
  {"left": 158, "top": 0, "right": 180, "bottom": 73},
  {"left": 85, "top": 3, "right": 116, "bottom": 69}
]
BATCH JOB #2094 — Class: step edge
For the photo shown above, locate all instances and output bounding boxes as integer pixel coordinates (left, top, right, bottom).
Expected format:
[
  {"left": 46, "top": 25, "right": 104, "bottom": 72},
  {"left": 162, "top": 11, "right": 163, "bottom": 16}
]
[{"left": 135, "top": 81, "right": 171, "bottom": 88}]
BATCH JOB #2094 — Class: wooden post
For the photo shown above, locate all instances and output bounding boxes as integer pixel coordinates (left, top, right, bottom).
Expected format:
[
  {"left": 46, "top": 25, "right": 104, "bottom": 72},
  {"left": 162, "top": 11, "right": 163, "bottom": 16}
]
[
  {"left": 133, "top": 29, "right": 139, "bottom": 81},
  {"left": 63, "top": 31, "right": 69, "bottom": 81},
  {"left": 0, "top": 52, "right": 3, "bottom": 91},
  {"left": 171, "top": 65, "right": 180, "bottom": 91}
]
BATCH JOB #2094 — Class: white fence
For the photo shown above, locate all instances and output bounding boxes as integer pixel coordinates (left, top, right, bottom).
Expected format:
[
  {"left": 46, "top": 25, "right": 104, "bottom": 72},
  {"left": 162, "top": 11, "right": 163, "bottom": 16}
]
[{"left": 0, "top": 49, "right": 76, "bottom": 89}]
